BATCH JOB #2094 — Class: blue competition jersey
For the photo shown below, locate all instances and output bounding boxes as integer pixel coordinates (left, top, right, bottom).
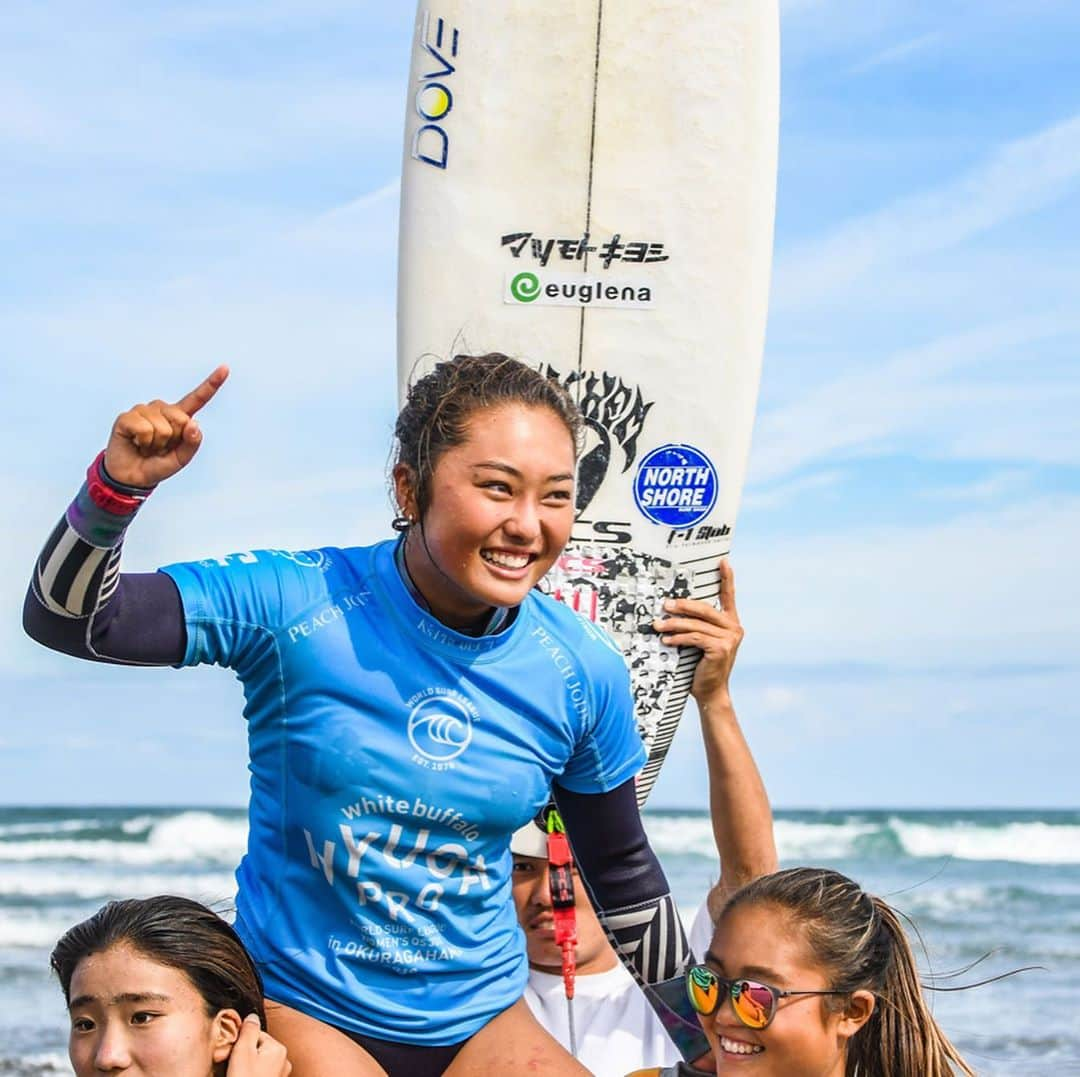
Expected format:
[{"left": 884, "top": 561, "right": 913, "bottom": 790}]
[{"left": 161, "top": 540, "right": 645, "bottom": 1044}]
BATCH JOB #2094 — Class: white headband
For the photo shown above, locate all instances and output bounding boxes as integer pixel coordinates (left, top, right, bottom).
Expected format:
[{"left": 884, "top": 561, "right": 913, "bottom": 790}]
[{"left": 509, "top": 820, "right": 549, "bottom": 858}]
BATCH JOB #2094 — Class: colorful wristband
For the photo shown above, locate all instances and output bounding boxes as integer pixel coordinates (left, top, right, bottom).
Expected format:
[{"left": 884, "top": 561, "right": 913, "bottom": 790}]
[{"left": 85, "top": 451, "right": 154, "bottom": 516}]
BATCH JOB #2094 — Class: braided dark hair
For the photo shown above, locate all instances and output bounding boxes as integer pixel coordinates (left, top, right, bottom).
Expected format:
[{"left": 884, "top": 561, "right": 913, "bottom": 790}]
[{"left": 394, "top": 353, "right": 582, "bottom": 518}]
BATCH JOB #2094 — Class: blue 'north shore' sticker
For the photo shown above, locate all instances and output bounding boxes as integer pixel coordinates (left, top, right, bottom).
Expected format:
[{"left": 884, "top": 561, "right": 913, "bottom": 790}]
[{"left": 633, "top": 444, "right": 718, "bottom": 527}]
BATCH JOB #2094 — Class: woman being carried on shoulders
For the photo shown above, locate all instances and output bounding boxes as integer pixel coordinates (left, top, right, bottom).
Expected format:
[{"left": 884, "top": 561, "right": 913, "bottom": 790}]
[{"left": 27, "top": 354, "right": 699, "bottom": 1076}]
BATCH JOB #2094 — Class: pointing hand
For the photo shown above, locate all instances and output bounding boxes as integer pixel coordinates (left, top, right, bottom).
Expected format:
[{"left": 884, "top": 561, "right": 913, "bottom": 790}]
[{"left": 103, "top": 365, "right": 229, "bottom": 487}]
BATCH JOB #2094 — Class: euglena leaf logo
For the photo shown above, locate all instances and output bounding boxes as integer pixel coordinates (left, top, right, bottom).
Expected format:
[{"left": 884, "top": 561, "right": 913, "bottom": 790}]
[{"left": 510, "top": 272, "right": 541, "bottom": 303}]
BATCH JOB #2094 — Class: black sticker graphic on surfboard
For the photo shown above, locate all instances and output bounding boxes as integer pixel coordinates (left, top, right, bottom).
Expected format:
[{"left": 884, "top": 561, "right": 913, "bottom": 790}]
[{"left": 542, "top": 365, "right": 654, "bottom": 517}]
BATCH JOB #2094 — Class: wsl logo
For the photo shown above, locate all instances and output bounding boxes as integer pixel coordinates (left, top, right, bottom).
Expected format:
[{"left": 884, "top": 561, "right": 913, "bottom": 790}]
[
  {"left": 406, "top": 688, "right": 478, "bottom": 768},
  {"left": 411, "top": 11, "right": 460, "bottom": 170}
]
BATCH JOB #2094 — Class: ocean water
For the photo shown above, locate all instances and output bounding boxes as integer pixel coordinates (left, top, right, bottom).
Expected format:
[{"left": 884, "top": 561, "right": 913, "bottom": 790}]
[{"left": 2, "top": 807, "right": 1078, "bottom": 1075}]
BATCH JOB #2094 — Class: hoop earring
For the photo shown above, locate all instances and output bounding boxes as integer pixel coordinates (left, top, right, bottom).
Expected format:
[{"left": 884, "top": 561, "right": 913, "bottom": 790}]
[{"left": 392, "top": 514, "right": 413, "bottom": 533}]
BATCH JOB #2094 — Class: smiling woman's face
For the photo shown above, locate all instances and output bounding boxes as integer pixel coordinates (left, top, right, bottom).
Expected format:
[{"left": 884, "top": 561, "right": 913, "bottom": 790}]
[
  {"left": 396, "top": 402, "right": 577, "bottom": 629},
  {"left": 700, "top": 902, "right": 870, "bottom": 1077},
  {"left": 67, "top": 944, "right": 239, "bottom": 1077}
]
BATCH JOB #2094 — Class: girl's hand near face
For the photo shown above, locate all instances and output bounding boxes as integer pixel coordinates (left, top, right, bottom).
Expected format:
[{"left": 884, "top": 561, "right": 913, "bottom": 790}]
[
  {"left": 103, "top": 365, "right": 229, "bottom": 488},
  {"left": 226, "top": 1014, "right": 292, "bottom": 1077},
  {"left": 653, "top": 558, "right": 743, "bottom": 709}
]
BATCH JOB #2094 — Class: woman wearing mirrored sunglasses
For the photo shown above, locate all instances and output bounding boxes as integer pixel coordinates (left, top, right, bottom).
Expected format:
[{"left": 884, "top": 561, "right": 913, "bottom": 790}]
[{"left": 678, "top": 867, "right": 975, "bottom": 1077}]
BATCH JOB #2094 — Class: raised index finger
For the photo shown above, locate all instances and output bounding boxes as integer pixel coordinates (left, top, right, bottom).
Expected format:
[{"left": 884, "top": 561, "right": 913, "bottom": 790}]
[
  {"left": 174, "top": 364, "right": 230, "bottom": 416},
  {"left": 718, "top": 558, "right": 738, "bottom": 617}
]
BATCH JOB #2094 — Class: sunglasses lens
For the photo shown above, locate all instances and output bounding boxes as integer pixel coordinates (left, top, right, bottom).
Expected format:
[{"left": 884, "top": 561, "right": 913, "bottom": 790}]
[
  {"left": 732, "top": 980, "right": 775, "bottom": 1029},
  {"left": 686, "top": 966, "right": 721, "bottom": 1015}
]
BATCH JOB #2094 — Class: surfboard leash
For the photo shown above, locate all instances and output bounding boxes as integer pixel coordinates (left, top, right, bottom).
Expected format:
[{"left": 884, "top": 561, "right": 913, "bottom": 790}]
[{"left": 545, "top": 808, "right": 578, "bottom": 1058}]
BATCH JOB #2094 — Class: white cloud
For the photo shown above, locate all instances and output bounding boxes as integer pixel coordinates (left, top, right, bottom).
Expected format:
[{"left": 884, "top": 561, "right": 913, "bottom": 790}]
[
  {"left": 744, "top": 470, "right": 845, "bottom": 511},
  {"left": 919, "top": 469, "right": 1033, "bottom": 504},
  {"left": 1, "top": 5, "right": 406, "bottom": 178},
  {"left": 3, "top": 177, "right": 400, "bottom": 390},
  {"left": 1, "top": 73, "right": 402, "bottom": 170},
  {"left": 751, "top": 315, "right": 1079, "bottom": 484},
  {"left": 774, "top": 113, "right": 1080, "bottom": 311},
  {"left": 760, "top": 686, "right": 803, "bottom": 714},
  {"left": 736, "top": 491, "right": 1080, "bottom": 668},
  {"left": 648, "top": 661, "right": 1080, "bottom": 808},
  {"left": 145, "top": 1, "right": 403, "bottom": 36},
  {"left": 849, "top": 31, "right": 943, "bottom": 75},
  {"left": 780, "top": 0, "right": 835, "bottom": 14}
]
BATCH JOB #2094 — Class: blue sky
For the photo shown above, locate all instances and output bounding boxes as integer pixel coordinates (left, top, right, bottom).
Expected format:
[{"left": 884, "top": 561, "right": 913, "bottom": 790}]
[{"left": 2, "top": 2, "right": 1077, "bottom": 807}]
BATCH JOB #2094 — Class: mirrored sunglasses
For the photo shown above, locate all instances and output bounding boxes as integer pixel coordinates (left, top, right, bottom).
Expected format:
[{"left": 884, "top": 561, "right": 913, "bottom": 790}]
[{"left": 685, "top": 963, "right": 848, "bottom": 1030}]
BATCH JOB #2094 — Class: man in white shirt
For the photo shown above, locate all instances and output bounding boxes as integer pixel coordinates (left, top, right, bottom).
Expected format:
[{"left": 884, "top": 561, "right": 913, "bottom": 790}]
[{"left": 513, "top": 562, "right": 778, "bottom": 1076}]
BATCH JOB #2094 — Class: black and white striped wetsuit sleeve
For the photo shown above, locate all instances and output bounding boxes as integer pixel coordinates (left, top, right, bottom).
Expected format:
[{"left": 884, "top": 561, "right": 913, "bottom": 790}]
[
  {"left": 555, "top": 779, "right": 710, "bottom": 1063},
  {"left": 23, "top": 458, "right": 186, "bottom": 665}
]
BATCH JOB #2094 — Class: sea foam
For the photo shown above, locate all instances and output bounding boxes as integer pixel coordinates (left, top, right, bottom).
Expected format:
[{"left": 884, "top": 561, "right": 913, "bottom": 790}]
[
  {"left": 891, "top": 819, "right": 1080, "bottom": 865},
  {"left": 645, "top": 813, "right": 1080, "bottom": 866},
  {"left": 0, "top": 868, "right": 237, "bottom": 902},
  {"left": 0, "top": 811, "right": 247, "bottom": 866}
]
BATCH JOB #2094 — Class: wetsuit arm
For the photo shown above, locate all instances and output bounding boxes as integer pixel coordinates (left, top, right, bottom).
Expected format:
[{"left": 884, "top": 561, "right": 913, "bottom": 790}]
[
  {"left": 22, "top": 461, "right": 186, "bottom": 665},
  {"left": 554, "top": 779, "right": 710, "bottom": 1062}
]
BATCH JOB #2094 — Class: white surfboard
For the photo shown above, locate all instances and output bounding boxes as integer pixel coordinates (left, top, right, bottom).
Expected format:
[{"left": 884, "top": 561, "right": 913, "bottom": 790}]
[{"left": 397, "top": 1, "right": 778, "bottom": 805}]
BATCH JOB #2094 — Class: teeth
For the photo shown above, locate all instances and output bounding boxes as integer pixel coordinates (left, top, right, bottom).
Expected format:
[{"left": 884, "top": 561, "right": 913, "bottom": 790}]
[
  {"left": 482, "top": 550, "right": 530, "bottom": 569},
  {"left": 720, "top": 1037, "right": 764, "bottom": 1056}
]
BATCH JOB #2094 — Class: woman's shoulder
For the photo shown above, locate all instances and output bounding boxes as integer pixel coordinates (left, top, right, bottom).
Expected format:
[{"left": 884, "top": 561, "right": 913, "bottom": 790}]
[
  {"left": 527, "top": 590, "right": 625, "bottom": 661},
  {"left": 250, "top": 539, "right": 391, "bottom": 585},
  {"left": 523, "top": 593, "right": 631, "bottom": 702},
  {"left": 162, "top": 541, "right": 389, "bottom": 616}
]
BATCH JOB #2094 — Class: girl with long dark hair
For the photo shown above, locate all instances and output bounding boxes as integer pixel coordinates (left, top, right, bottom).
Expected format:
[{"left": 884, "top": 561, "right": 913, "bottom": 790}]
[{"left": 52, "top": 896, "right": 289, "bottom": 1077}]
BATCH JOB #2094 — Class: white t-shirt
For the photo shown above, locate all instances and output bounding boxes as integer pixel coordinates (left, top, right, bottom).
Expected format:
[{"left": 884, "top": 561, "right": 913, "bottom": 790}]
[{"left": 524, "top": 901, "right": 716, "bottom": 1076}]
